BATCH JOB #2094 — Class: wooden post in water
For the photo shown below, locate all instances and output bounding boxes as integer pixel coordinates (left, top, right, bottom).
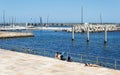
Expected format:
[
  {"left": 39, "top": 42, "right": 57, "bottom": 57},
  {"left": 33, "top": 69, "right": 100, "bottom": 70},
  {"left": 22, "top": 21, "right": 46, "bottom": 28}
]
[
  {"left": 72, "top": 26, "right": 74, "bottom": 41},
  {"left": 104, "top": 24, "right": 107, "bottom": 44},
  {"left": 86, "top": 23, "right": 89, "bottom": 42}
]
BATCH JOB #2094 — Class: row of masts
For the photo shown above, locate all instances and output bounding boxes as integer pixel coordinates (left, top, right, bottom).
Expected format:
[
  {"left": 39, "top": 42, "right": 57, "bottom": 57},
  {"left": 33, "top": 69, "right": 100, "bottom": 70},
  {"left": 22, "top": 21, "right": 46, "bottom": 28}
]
[{"left": 1, "top": 10, "right": 45, "bottom": 28}]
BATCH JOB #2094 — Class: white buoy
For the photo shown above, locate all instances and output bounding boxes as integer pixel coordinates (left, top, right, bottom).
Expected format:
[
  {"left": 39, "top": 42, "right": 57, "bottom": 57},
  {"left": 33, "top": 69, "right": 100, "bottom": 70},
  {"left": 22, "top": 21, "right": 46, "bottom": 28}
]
[
  {"left": 72, "top": 26, "right": 74, "bottom": 41},
  {"left": 104, "top": 24, "right": 107, "bottom": 44}
]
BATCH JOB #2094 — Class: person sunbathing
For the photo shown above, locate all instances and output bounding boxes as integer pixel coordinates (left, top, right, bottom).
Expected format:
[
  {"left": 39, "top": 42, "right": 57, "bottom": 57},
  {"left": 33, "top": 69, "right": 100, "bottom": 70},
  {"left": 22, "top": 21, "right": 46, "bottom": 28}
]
[{"left": 85, "top": 63, "right": 99, "bottom": 67}]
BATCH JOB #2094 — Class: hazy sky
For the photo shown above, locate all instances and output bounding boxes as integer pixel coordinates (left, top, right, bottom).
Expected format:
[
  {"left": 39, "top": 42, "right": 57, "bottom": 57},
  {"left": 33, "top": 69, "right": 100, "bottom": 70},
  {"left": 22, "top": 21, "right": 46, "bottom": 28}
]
[{"left": 0, "top": 0, "right": 120, "bottom": 23}]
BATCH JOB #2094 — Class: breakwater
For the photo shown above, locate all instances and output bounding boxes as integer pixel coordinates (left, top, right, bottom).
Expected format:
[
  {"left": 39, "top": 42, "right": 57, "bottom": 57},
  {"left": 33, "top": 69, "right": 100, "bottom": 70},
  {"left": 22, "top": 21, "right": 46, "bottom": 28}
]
[
  {"left": 66, "top": 24, "right": 119, "bottom": 33},
  {"left": 0, "top": 31, "right": 34, "bottom": 39}
]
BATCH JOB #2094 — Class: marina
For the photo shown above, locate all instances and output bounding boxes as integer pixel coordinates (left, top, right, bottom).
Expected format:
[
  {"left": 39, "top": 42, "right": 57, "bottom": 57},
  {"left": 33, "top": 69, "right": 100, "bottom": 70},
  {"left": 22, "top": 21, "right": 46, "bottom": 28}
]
[
  {"left": 1, "top": 0, "right": 120, "bottom": 74},
  {"left": 0, "top": 28, "right": 120, "bottom": 69}
]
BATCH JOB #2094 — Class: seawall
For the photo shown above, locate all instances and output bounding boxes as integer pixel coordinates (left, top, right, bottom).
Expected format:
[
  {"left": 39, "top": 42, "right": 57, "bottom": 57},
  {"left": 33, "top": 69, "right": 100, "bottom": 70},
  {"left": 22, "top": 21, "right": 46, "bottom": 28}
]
[{"left": 0, "top": 49, "right": 120, "bottom": 75}]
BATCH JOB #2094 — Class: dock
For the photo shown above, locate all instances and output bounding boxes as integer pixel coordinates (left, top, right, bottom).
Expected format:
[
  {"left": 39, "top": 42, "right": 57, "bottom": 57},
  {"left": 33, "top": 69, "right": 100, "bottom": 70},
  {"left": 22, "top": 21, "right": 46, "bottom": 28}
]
[
  {"left": 27, "top": 27, "right": 72, "bottom": 31},
  {"left": 0, "top": 32, "right": 34, "bottom": 39}
]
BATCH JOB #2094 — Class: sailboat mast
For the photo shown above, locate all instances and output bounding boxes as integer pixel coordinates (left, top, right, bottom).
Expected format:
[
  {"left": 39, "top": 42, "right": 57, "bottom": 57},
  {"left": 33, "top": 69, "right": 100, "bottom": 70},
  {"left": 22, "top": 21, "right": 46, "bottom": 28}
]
[
  {"left": 100, "top": 13, "right": 102, "bottom": 24},
  {"left": 81, "top": 6, "right": 83, "bottom": 25},
  {"left": 3, "top": 10, "right": 5, "bottom": 28},
  {"left": 46, "top": 15, "right": 49, "bottom": 27},
  {"left": 40, "top": 17, "right": 42, "bottom": 26},
  {"left": 12, "top": 16, "right": 14, "bottom": 28}
]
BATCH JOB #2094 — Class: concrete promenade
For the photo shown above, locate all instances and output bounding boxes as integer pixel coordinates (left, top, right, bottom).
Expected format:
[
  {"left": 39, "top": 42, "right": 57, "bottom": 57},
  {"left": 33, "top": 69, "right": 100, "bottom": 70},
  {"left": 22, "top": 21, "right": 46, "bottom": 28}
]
[{"left": 0, "top": 49, "right": 120, "bottom": 75}]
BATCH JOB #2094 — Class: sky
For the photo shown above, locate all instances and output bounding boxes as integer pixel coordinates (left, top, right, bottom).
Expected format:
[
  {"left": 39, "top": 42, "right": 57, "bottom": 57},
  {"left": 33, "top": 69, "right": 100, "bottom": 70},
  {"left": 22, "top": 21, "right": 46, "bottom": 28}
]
[{"left": 0, "top": 0, "right": 120, "bottom": 23}]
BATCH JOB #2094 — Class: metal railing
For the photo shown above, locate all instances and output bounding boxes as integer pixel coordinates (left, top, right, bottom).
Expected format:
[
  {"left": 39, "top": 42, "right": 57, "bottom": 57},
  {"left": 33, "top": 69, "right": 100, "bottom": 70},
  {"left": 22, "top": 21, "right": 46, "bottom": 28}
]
[{"left": 1, "top": 44, "right": 120, "bottom": 70}]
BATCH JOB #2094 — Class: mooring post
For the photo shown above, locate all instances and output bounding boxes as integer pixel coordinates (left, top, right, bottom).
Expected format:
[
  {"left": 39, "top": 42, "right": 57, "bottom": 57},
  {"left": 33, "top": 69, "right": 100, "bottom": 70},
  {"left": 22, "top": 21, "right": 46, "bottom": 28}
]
[
  {"left": 22, "top": 48, "right": 24, "bottom": 53},
  {"left": 80, "top": 54, "right": 83, "bottom": 63},
  {"left": 96, "top": 57, "right": 99, "bottom": 65},
  {"left": 115, "top": 59, "right": 117, "bottom": 69},
  {"left": 34, "top": 50, "right": 36, "bottom": 54},
  {"left": 86, "top": 23, "right": 89, "bottom": 42},
  {"left": 104, "top": 24, "right": 107, "bottom": 44},
  {"left": 72, "top": 26, "right": 74, "bottom": 41},
  {"left": 44, "top": 49, "right": 45, "bottom": 56},
  {"left": 27, "top": 48, "right": 30, "bottom": 54}
]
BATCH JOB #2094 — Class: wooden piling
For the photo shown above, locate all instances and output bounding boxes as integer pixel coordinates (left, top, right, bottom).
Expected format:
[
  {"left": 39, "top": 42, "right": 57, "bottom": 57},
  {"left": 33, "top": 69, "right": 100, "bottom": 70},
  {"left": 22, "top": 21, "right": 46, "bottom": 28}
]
[
  {"left": 87, "top": 23, "right": 89, "bottom": 42},
  {"left": 104, "top": 24, "right": 107, "bottom": 44},
  {"left": 72, "top": 26, "right": 74, "bottom": 41}
]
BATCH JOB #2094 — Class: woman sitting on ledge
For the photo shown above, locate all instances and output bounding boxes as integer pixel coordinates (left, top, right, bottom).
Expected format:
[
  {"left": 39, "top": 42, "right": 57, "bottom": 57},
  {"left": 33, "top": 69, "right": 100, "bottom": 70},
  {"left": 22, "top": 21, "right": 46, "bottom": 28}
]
[
  {"left": 55, "top": 52, "right": 58, "bottom": 58},
  {"left": 55, "top": 52, "right": 65, "bottom": 60}
]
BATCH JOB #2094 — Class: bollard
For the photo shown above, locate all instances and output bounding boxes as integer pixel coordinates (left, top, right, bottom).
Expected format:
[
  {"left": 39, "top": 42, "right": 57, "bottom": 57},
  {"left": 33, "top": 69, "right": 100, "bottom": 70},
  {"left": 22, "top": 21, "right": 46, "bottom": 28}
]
[
  {"left": 96, "top": 57, "right": 98, "bottom": 64},
  {"left": 80, "top": 54, "right": 83, "bottom": 63},
  {"left": 115, "top": 59, "right": 117, "bottom": 69},
  {"left": 43, "top": 49, "right": 45, "bottom": 56},
  {"left": 22, "top": 48, "right": 25, "bottom": 53},
  {"left": 33, "top": 50, "right": 36, "bottom": 55}
]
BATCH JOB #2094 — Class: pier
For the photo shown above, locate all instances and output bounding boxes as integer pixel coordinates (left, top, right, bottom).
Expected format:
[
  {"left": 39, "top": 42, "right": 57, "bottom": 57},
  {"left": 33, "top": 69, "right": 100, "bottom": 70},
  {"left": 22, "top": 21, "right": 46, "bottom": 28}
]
[{"left": 0, "top": 32, "right": 34, "bottom": 39}]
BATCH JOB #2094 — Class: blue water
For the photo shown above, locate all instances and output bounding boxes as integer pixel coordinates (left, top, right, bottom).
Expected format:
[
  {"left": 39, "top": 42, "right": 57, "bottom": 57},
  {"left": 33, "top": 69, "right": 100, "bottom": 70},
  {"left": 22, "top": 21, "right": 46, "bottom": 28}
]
[{"left": 0, "top": 30, "right": 120, "bottom": 69}]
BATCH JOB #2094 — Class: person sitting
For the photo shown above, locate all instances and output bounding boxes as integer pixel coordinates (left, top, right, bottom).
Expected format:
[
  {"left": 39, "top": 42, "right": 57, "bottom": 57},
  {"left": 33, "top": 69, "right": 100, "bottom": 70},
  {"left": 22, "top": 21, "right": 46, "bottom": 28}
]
[
  {"left": 60, "top": 55, "right": 63, "bottom": 60},
  {"left": 55, "top": 52, "right": 59, "bottom": 59},
  {"left": 55, "top": 52, "right": 66, "bottom": 60},
  {"left": 66, "top": 56, "right": 72, "bottom": 62}
]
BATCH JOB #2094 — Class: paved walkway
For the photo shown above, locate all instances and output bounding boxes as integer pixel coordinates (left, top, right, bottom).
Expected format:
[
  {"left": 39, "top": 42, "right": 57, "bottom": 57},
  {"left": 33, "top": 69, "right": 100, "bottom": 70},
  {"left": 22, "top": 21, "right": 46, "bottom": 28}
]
[{"left": 0, "top": 49, "right": 120, "bottom": 75}]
